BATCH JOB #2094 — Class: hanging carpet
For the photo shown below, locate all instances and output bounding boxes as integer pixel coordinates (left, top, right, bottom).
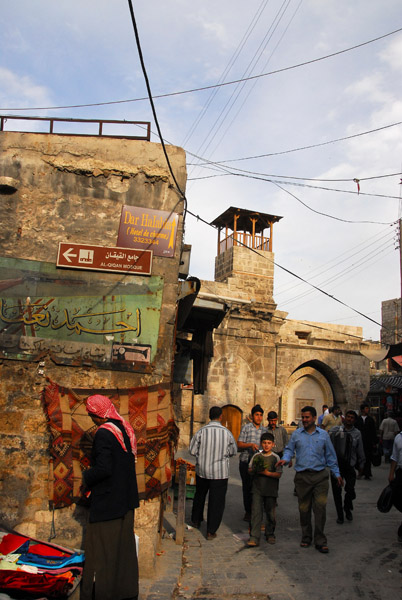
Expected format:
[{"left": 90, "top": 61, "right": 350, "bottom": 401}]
[{"left": 42, "top": 380, "right": 179, "bottom": 509}]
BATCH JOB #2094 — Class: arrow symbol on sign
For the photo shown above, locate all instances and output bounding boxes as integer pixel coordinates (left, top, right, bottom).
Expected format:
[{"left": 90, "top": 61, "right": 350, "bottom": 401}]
[{"left": 63, "top": 248, "right": 77, "bottom": 263}]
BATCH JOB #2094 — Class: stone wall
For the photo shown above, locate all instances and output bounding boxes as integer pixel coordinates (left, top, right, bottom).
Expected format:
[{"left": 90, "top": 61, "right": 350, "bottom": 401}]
[
  {"left": 381, "top": 298, "right": 401, "bottom": 345},
  {"left": 0, "top": 130, "right": 186, "bottom": 574}
]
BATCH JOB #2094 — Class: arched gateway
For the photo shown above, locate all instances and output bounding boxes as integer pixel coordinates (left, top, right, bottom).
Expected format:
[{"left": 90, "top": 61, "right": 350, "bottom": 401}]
[{"left": 281, "top": 362, "right": 345, "bottom": 425}]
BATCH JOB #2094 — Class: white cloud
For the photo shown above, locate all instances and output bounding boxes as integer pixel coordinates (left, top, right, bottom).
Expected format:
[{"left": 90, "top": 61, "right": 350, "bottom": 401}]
[
  {"left": 0, "top": 68, "right": 53, "bottom": 107},
  {"left": 380, "top": 35, "right": 402, "bottom": 70}
]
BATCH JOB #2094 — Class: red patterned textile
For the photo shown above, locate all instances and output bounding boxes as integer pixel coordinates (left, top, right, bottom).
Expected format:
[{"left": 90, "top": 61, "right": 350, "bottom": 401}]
[{"left": 42, "top": 381, "right": 179, "bottom": 508}]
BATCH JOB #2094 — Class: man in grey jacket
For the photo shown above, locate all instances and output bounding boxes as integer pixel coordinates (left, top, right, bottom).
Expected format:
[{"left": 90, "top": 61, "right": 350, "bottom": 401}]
[{"left": 329, "top": 409, "right": 365, "bottom": 524}]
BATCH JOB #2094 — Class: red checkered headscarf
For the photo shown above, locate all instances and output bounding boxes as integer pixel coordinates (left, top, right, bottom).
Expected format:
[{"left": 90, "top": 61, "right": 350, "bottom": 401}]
[{"left": 86, "top": 394, "right": 137, "bottom": 456}]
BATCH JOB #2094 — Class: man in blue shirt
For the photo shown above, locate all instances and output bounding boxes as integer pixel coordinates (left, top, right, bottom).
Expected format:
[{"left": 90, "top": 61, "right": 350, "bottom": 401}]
[{"left": 277, "top": 405, "right": 342, "bottom": 553}]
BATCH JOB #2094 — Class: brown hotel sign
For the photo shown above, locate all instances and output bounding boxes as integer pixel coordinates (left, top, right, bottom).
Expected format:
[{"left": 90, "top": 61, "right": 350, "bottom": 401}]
[{"left": 117, "top": 205, "right": 179, "bottom": 258}]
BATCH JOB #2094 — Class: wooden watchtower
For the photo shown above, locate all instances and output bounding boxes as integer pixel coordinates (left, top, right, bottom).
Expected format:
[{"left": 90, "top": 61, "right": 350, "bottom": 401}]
[{"left": 211, "top": 206, "right": 282, "bottom": 256}]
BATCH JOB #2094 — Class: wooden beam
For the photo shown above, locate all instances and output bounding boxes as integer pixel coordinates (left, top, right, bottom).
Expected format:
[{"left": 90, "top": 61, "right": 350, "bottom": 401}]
[
  {"left": 175, "top": 464, "right": 187, "bottom": 545},
  {"left": 269, "top": 221, "right": 273, "bottom": 252}
]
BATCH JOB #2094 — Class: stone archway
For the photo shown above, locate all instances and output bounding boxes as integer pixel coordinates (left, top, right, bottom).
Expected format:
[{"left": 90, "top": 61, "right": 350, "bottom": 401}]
[{"left": 281, "top": 366, "right": 334, "bottom": 425}]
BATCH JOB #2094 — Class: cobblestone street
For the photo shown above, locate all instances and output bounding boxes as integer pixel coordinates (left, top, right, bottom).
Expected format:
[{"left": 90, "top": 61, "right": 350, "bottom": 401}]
[{"left": 140, "top": 455, "right": 402, "bottom": 600}]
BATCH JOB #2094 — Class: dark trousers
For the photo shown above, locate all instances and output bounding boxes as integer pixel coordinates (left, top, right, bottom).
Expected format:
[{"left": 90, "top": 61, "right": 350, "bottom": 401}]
[
  {"left": 249, "top": 491, "right": 276, "bottom": 543},
  {"left": 331, "top": 463, "right": 356, "bottom": 518},
  {"left": 81, "top": 510, "right": 138, "bottom": 600},
  {"left": 191, "top": 475, "right": 228, "bottom": 534},
  {"left": 239, "top": 460, "right": 252, "bottom": 515},
  {"left": 294, "top": 469, "right": 329, "bottom": 546},
  {"left": 362, "top": 442, "right": 373, "bottom": 477},
  {"left": 382, "top": 439, "right": 393, "bottom": 461}
]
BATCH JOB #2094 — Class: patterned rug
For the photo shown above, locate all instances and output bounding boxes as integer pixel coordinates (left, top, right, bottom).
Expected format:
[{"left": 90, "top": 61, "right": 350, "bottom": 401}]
[{"left": 42, "top": 380, "right": 179, "bottom": 508}]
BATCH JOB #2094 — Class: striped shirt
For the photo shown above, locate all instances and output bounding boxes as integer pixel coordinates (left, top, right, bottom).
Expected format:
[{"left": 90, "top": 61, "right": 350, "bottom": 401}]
[
  {"left": 189, "top": 420, "right": 237, "bottom": 479},
  {"left": 238, "top": 422, "right": 268, "bottom": 463}
]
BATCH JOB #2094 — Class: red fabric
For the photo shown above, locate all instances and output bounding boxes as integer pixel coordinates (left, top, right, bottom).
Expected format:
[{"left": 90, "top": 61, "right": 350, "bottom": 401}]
[
  {"left": 86, "top": 394, "right": 137, "bottom": 456},
  {"left": 0, "top": 533, "right": 29, "bottom": 554},
  {"left": 29, "top": 543, "right": 70, "bottom": 557},
  {"left": 0, "top": 570, "right": 71, "bottom": 597}
]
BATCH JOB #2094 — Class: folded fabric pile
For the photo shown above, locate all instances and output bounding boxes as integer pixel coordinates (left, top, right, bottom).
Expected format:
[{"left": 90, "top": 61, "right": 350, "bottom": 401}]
[{"left": 0, "top": 529, "right": 84, "bottom": 598}]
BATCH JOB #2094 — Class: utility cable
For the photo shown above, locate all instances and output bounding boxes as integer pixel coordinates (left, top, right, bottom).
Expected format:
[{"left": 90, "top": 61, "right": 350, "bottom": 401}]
[
  {"left": 188, "top": 120, "right": 402, "bottom": 164},
  {"left": 275, "top": 225, "right": 395, "bottom": 296},
  {"left": 127, "top": 0, "right": 186, "bottom": 212},
  {"left": 181, "top": 0, "right": 270, "bottom": 148},
  {"left": 2, "top": 26, "right": 401, "bottom": 112},
  {"left": 191, "top": 0, "right": 293, "bottom": 163},
  {"left": 185, "top": 206, "right": 391, "bottom": 332}
]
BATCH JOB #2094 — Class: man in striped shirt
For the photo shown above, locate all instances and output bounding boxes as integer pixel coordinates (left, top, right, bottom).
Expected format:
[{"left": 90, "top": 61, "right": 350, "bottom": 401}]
[{"left": 189, "top": 406, "right": 237, "bottom": 539}]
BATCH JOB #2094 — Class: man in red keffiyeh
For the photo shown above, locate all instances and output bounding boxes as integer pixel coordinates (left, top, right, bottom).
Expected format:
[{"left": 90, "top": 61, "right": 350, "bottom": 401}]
[{"left": 81, "top": 394, "right": 139, "bottom": 600}]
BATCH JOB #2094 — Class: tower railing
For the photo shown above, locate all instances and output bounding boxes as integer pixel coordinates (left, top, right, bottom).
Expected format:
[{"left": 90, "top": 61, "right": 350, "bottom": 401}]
[{"left": 219, "top": 231, "right": 270, "bottom": 254}]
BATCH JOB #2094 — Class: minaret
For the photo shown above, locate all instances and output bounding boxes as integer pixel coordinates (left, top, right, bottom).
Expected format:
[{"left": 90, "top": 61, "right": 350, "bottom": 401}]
[{"left": 210, "top": 206, "right": 282, "bottom": 303}]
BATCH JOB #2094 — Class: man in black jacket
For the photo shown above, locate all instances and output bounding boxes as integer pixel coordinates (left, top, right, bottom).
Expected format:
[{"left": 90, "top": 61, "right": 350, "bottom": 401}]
[
  {"left": 356, "top": 403, "right": 378, "bottom": 480},
  {"left": 81, "top": 394, "right": 139, "bottom": 600}
]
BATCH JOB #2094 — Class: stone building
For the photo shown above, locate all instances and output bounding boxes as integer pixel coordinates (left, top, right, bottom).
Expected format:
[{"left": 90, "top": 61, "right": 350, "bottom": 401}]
[
  {"left": 381, "top": 298, "right": 402, "bottom": 346},
  {"left": 0, "top": 116, "right": 186, "bottom": 573},
  {"left": 174, "top": 207, "right": 370, "bottom": 444}
]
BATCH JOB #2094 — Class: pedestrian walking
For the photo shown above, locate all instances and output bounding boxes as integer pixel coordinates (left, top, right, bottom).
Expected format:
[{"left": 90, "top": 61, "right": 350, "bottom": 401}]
[
  {"left": 247, "top": 432, "right": 282, "bottom": 547},
  {"left": 277, "top": 405, "right": 342, "bottom": 553},
  {"left": 237, "top": 404, "right": 267, "bottom": 521},
  {"left": 317, "top": 404, "right": 329, "bottom": 427},
  {"left": 266, "top": 411, "right": 288, "bottom": 458},
  {"left": 356, "top": 403, "right": 378, "bottom": 480},
  {"left": 379, "top": 412, "right": 400, "bottom": 463},
  {"left": 388, "top": 431, "right": 402, "bottom": 542},
  {"left": 321, "top": 405, "right": 342, "bottom": 431},
  {"left": 329, "top": 409, "right": 365, "bottom": 523},
  {"left": 189, "top": 406, "right": 237, "bottom": 539},
  {"left": 81, "top": 394, "right": 139, "bottom": 600}
]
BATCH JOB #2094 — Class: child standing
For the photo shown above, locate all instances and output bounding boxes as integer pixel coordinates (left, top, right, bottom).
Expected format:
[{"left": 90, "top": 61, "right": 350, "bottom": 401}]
[{"left": 247, "top": 432, "right": 282, "bottom": 547}]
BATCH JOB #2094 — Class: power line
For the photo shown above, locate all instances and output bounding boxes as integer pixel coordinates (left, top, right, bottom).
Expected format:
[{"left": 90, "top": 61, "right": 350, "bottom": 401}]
[
  {"left": 275, "top": 225, "right": 395, "bottom": 296},
  {"left": 127, "top": 0, "right": 186, "bottom": 211},
  {"left": 181, "top": 0, "right": 271, "bottom": 148},
  {"left": 2, "top": 26, "right": 401, "bottom": 112},
  {"left": 185, "top": 207, "right": 389, "bottom": 333},
  {"left": 280, "top": 243, "right": 396, "bottom": 309},
  {"left": 188, "top": 120, "right": 402, "bottom": 164}
]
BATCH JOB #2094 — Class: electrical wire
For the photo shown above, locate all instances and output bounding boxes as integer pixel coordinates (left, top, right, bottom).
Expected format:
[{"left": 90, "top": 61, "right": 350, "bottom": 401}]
[
  {"left": 185, "top": 206, "right": 394, "bottom": 333},
  {"left": 181, "top": 0, "right": 270, "bottom": 148},
  {"left": 2, "top": 26, "right": 401, "bottom": 112},
  {"left": 196, "top": 0, "right": 303, "bottom": 162},
  {"left": 187, "top": 120, "right": 402, "bottom": 164},
  {"left": 190, "top": 0, "right": 294, "bottom": 164},
  {"left": 280, "top": 242, "right": 396, "bottom": 308},
  {"left": 127, "top": 1, "right": 186, "bottom": 209},
  {"left": 274, "top": 225, "right": 396, "bottom": 296}
]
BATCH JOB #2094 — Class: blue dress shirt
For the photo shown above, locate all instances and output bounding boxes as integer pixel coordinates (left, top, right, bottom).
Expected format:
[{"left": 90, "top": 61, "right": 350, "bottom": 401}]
[{"left": 282, "top": 426, "right": 340, "bottom": 478}]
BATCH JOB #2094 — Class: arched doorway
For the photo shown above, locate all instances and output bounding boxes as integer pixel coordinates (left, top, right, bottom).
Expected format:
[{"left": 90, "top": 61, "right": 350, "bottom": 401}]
[
  {"left": 222, "top": 405, "right": 243, "bottom": 441},
  {"left": 282, "top": 366, "right": 335, "bottom": 425}
]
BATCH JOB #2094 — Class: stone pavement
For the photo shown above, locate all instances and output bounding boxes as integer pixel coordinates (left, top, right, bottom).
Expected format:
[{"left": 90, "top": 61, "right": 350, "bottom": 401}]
[{"left": 140, "top": 455, "right": 402, "bottom": 600}]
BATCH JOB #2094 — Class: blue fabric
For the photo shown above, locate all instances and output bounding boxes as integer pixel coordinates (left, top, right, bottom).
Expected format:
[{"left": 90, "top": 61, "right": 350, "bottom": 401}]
[
  {"left": 282, "top": 426, "right": 340, "bottom": 478},
  {"left": 17, "top": 551, "right": 84, "bottom": 569}
]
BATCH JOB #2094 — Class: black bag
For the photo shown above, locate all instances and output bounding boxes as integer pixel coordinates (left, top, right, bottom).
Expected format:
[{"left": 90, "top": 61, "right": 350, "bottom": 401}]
[
  {"left": 371, "top": 445, "right": 382, "bottom": 467},
  {"left": 392, "top": 471, "right": 402, "bottom": 513},
  {"left": 377, "top": 484, "right": 394, "bottom": 513}
]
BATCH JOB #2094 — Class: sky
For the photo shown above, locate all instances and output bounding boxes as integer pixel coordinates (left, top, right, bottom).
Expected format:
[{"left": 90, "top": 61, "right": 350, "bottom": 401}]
[{"left": 1, "top": 0, "right": 402, "bottom": 342}]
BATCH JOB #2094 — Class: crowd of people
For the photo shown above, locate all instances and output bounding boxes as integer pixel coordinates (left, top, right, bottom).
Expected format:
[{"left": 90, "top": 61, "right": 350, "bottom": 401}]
[
  {"left": 78, "top": 395, "right": 401, "bottom": 598},
  {"left": 189, "top": 402, "right": 402, "bottom": 553}
]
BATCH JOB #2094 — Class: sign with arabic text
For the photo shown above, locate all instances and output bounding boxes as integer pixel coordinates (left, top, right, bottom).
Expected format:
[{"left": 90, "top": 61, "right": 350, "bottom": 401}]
[
  {"left": 0, "top": 294, "right": 161, "bottom": 359},
  {"left": 57, "top": 242, "right": 152, "bottom": 275},
  {"left": 117, "top": 205, "right": 179, "bottom": 258}
]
